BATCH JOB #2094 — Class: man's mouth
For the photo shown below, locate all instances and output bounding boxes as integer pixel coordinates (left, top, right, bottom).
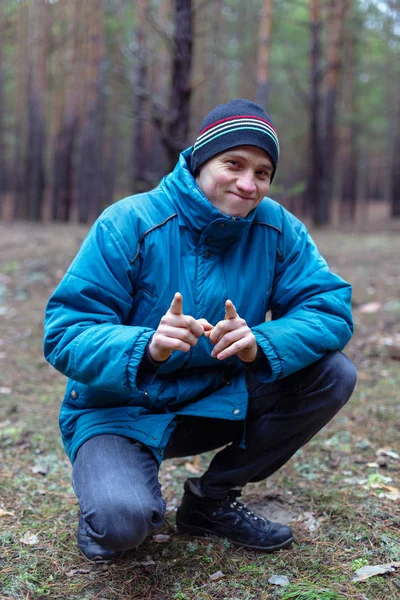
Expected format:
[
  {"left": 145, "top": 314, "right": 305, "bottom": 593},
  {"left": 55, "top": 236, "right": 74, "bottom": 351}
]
[{"left": 229, "top": 192, "right": 255, "bottom": 201}]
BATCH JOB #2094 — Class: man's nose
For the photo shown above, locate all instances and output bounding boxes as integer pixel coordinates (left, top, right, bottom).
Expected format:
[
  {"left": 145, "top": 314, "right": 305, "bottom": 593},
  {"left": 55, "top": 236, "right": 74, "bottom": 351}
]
[{"left": 236, "top": 172, "right": 256, "bottom": 194}]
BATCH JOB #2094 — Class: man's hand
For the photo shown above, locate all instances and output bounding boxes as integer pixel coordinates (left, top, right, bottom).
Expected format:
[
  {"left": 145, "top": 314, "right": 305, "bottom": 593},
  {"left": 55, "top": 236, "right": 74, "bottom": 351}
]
[
  {"left": 148, "top": 293, "right": 210, "bottom": 362},
  {"left": 208, "top": 300, "right": 257, "bottom": 363}
]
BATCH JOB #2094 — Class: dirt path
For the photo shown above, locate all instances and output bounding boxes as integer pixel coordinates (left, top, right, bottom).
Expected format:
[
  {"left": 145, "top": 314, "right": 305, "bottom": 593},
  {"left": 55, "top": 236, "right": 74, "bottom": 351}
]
[{"left": 1, "top": 221, "right": 399, "bottom": 599}]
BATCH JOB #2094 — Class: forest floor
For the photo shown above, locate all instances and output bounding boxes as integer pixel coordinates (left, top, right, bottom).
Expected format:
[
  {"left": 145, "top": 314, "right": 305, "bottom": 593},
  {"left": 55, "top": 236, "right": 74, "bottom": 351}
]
[{"left": 1, "top": 220, "right": 400, "bottom": 600}]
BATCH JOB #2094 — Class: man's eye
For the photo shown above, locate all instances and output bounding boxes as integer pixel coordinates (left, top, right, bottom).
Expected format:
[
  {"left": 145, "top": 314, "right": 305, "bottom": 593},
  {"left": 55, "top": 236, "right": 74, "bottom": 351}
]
[{"left": 228, "top": 160, "right": 239, "bottom": 166}]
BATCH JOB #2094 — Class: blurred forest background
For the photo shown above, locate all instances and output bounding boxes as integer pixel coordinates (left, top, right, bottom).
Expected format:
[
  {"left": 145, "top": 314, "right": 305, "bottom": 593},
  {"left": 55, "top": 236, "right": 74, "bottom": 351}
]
[
  {"left": 1, "top": 3, "right": 400, "bottom": 597},
  {"left": 0, "top": 0, "right": 399, "bottom": 226}
]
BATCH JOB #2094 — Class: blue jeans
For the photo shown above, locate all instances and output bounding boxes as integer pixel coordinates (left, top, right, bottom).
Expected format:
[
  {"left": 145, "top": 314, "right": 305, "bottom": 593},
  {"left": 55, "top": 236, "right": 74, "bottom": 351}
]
[{"left": 72, "top": 351, "right": 357, "bottom": 551}]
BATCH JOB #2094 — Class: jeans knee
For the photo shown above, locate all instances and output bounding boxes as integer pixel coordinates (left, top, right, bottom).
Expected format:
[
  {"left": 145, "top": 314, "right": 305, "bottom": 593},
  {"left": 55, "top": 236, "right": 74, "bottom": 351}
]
[
  {"left": 88, "top": 495, "right": 165, "bottom": 551},
  {"left": 323, "top": 351, "right": 357, "bottom": 409}
]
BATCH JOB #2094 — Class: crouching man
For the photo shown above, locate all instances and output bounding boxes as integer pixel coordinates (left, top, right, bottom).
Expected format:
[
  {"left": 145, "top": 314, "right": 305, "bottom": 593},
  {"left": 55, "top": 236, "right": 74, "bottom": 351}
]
[{"left": 44, "top": 99, "right": 357, "bottom": 562}]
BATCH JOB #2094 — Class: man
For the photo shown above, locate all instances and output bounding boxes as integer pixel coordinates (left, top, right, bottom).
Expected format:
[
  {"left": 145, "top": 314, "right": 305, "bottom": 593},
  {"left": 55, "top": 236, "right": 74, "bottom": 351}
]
[{"left": 44, "top": 99, "right": 357, "bottom": 563}]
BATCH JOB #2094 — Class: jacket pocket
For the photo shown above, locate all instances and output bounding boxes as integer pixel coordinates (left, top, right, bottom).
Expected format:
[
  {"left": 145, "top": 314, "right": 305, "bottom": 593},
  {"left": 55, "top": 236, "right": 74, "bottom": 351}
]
[{"left": 63, "top": 379, "right": 131, "bottom": 408}]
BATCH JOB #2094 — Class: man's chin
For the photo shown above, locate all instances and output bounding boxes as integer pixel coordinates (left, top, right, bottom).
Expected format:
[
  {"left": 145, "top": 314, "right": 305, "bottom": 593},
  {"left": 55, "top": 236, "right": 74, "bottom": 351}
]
[{"left": 226, "top": 210, "right": 251, "bottom": 219}]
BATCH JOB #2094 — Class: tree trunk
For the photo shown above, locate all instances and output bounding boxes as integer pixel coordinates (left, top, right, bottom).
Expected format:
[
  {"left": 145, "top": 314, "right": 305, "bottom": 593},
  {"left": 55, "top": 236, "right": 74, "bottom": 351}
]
[
  {"left": 256, "top": 0, "right": 273, "bottom": 108},
  {"left": 0, "top": 0, "right": 7, "bottom": 217},
  {"left": 390, "top": 133, "right": 400, "bottom": 217},
  {"left": 339, "top": 20, "right": 358, "bottom": 223},
  {"left": 25, "top": 0, "right": 48, "bottom": 222},
  {"left": 387, "top": 3, "right": 400, "bottom": 217},
  {"left": 149, "top": 0, "right": 171, "bottom": 182},
  {"left": 76, "top": 0, "right": 105, "bottom": 223},
  {"left": 162, "top": 0, "right": 193, "bottom": 171},
  {"left": 307, "top": 0, "right": 322, "bottom": 220},
  {"left": 102, "top": 25, "right": 124, "bottom": 207},
  {"left": 51, "top": 0, "right": 81, "bottom": 222},
  {"left": 12, "top": 2, "right": 29, "bottom": 219},
  {"left": 208, "top": 0, "right": 224, "bottom": 108},
  {"left": 238, "top": 2, "right": 255, "bottom": 100},
  {"left": 315, "top": 0, "right": 349, "bottom": 226},
  {"left": 131, "top": 0, "right": 149, "bottom": 193}
]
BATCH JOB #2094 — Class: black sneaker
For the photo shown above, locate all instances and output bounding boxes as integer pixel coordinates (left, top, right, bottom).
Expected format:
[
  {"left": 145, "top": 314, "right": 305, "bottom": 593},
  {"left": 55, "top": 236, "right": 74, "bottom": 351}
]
[
  {"left": 176, "top": 478, "right": 294, "bottom": 552},
  {"left": 77, "top": 515, "right": 122, "bottom": 564}
]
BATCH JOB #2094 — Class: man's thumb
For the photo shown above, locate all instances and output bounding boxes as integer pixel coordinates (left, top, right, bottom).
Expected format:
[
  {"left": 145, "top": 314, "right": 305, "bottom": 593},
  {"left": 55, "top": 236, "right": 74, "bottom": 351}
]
[
  {"left": 225, "top": 299, "right": 238, "bottom": 320},
  {"left": 169, "top": 292, "right": 183, "bottom": 315}
]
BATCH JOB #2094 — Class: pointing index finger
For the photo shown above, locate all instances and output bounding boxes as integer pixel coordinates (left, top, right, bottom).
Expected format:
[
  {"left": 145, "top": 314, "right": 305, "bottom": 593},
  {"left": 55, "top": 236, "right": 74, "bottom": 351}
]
[
  {"left": 169, "top": 292, "right": 183, "bottom": 315},
  {"left": 225, "top": 299, "right": 238, "bottom": 320}
]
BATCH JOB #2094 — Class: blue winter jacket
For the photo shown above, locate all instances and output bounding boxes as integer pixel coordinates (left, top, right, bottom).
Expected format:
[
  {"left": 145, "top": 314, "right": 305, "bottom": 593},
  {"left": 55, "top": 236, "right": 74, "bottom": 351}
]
[{"left": 44, "top": 148, "right": 353, "bottom": 464}]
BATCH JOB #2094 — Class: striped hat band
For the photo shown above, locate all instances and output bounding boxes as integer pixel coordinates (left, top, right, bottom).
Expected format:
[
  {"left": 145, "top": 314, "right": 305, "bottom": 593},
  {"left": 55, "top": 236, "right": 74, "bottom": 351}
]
[{"left": 193, "top": 115, "right": 279, "bottom": 155}]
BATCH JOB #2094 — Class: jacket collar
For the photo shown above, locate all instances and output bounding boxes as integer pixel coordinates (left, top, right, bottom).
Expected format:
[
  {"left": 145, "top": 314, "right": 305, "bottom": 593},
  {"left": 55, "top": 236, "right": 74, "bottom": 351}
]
[{"left": 160, "top": 148, "right": 257, "bottom": 249}]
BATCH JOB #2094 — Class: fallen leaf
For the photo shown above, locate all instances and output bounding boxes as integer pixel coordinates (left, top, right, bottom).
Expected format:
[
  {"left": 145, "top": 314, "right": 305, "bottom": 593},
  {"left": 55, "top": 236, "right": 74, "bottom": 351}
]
[
  {"left": 140, "top": 557, "right": 156, "bottom": 566},
  {"left": 184, "top": 461, "right": 201, "bottom": 474},
  {"left": 380, "top": 484, "right": 399, "bottom": 492},
  {"left": 141, "top": 556, "right": 156, "bottom": 566},
  {"left": 359, "top": 302, "right": 382, "bottom": 314},
  {"left": 0, "top": 508, "right": 14, "bottom": 517},
  {"left": 377, "top": 487, "right": 400, "bottom": 501},
  {"left": 377, "top": 448, "right": 399, "bottom": 460},
  {"left": 30, "top": 465, "right": 48, "bottom": 476},
  {"left": 66, "top": 568, "right": 91, "bottom": 577},
  {"left": 296, "top": 511, "right": 328, "bottom": 532},
  {"left": 380, "top": 493, "right": 400, "bottom": 501},
  {"left": 20, "top": 532, "right": 39, "bottom": 545},
  {"left": 352, "top": 562, "right": 400, "bottom": 582},
  {"left": 343, "top": 476, "right": 367, "bottom": 485},
  {"left": 268, "top": 575, "right": 290, "bottom": 586},
  {"left": 209, "top": 570, "right": 225, "bottom": 581},
  {"left": 153, "top": 534, "right": 170, "bottom": 543}
]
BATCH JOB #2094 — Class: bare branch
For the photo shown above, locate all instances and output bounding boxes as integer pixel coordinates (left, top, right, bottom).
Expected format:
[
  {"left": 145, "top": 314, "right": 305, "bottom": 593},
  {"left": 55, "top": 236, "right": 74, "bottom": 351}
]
[
  {"left": 144, "top": 6, "right": 175, "bottom": 54},
  {"left": 282, "top": 61, "right": 311, "bottom": 110}
]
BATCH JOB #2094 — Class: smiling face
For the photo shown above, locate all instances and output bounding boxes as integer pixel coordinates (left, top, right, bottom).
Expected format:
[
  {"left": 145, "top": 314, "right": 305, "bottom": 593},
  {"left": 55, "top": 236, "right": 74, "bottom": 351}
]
[{"left": 195, "top": 145, "right": 273, "bottom": 218}]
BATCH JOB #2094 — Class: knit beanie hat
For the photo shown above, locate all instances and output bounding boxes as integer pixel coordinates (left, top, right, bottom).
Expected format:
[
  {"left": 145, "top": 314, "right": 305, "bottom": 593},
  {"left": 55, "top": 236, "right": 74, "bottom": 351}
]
[{"left": 191, "top": 99, "right": 279, "bottom": 181}]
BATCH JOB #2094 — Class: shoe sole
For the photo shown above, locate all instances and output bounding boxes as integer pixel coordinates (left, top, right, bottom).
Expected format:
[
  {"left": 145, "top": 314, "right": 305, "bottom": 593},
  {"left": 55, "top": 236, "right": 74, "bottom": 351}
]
[
  {"left": 78, "top": 546, "right": 122, "bottom": 564},
  {"left": 176, "top": 519, "right": 294, "bottom": 552}
]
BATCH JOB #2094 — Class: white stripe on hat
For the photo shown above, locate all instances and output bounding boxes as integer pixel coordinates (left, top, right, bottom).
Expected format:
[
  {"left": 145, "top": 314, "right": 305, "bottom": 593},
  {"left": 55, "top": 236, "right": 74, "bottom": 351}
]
[
  {"left": 193, "top": 125, "right": 280, "bottom": 156},
  {"left": 195, "top": 117, "right": 279, "bottom": 150}
]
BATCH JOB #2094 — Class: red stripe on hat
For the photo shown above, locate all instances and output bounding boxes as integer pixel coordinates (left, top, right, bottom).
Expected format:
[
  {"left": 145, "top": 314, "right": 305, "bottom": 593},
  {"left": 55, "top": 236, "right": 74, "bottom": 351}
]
[{"left": 199, "top": 115, "right": 277, "bottom": 136}]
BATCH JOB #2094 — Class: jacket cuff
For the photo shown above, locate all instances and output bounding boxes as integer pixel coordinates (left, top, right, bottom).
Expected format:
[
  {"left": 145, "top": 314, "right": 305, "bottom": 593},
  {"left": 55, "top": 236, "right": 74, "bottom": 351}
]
[
  {"left": 143, "top": 338, "right": 171, "bottom": 368},
  {"left": 241, "top": 345, "right": 271, "bottom": 374},
  {"left": 136, "top": 338, "right": 170, "bottom": 391},
  {"left": 251, "top": 330, "right": 282, "bottom": 382}
]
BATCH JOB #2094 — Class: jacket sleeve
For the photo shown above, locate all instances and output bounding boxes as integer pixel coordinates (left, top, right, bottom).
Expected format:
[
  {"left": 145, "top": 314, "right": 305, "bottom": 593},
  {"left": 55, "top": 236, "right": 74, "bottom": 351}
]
[
  {"left": 43, "top": 217, "right": 155, "bottom": 394},
  {"left": 251, "top": 210, "right": 353, "bottom": 382}
]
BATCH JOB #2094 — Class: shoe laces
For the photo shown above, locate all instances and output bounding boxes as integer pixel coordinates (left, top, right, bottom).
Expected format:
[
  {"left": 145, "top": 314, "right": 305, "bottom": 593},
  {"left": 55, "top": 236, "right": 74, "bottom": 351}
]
[{"left": 226, "top": 491, "right": 265, "bottom": 522}]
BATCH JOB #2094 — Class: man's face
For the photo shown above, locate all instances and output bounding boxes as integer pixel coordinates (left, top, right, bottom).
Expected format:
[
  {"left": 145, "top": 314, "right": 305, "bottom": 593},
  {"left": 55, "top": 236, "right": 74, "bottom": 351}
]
[{"left": 195, "top": 146, "right": 273, "bottom": 218}]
